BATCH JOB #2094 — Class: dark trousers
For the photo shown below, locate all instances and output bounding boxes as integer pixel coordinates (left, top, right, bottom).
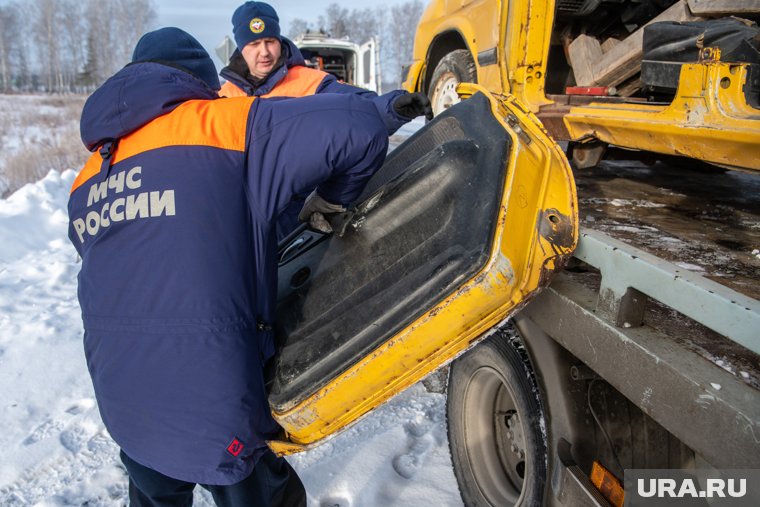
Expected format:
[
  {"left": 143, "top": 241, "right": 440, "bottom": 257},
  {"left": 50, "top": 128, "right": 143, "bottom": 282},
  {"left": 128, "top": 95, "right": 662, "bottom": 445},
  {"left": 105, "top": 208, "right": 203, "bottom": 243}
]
[{"left": 120, "top": 450, "right": 306, "bottom": 507}]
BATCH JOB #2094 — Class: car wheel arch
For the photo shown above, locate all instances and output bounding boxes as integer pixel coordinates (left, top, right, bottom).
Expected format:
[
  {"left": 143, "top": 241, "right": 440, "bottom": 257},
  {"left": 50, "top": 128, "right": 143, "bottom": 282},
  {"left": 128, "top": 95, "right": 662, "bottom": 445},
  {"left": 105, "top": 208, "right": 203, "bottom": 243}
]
[{"left": 423, "top": 30, "right": 471, "bottom": 94}]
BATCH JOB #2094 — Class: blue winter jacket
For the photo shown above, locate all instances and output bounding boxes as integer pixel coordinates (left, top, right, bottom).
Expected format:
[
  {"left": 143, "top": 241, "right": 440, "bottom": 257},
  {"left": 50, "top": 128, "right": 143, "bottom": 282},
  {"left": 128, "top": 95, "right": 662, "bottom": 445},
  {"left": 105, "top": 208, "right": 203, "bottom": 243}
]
[{"left": 68, "top": 62, "right": 389, "bottom": 484}]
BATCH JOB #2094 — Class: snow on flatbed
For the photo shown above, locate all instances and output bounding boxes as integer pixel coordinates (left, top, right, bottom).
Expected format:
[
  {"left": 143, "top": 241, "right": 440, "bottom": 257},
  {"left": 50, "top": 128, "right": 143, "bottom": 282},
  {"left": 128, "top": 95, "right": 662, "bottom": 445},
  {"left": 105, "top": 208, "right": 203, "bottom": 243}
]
[{"left": 575, "top": 159, "right": 760, "bottom": 300}]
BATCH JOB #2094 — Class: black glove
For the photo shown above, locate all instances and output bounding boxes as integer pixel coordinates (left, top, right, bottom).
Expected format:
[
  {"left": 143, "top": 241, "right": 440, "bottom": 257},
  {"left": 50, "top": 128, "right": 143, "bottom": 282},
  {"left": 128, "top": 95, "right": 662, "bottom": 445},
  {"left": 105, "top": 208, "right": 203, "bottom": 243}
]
[
  {"left": 298, "top": 190, "right": 346, "bottom": 233},
  {"left": 393, "top": 92, "right": 433, "bottom": 121}
]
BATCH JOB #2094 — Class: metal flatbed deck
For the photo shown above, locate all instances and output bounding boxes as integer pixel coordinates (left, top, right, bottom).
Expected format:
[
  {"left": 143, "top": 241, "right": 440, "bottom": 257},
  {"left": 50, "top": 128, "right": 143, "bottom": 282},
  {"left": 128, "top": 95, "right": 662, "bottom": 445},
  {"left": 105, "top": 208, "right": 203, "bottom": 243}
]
[
  {"left": 573, "top": 159, "right": 760, "bottom": 300},
  {"left": 522, "top": 159, "right": 760, "bottom": 469}
]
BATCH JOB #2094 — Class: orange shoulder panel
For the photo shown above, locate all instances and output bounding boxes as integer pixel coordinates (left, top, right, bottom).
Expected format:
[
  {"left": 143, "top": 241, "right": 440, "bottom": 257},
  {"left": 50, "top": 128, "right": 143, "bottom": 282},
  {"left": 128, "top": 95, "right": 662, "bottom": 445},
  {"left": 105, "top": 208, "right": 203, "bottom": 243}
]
[
  {"left": 70, "top": 97, "right": 255, "bottom": 194},
  {"left": 219, "top": 80, "right": 247, "bottom": 98},
  {"left": 261, "top": 66, "right": 327, "bottom": 98},
  {"left": 71, "top": 152, "right": 104, "bottom": 195}
]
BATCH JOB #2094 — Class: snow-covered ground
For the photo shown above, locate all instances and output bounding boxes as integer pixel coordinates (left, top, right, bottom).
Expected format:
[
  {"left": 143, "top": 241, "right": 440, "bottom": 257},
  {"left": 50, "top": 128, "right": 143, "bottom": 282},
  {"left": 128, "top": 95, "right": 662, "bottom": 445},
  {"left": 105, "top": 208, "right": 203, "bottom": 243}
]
[{"left": 0, "top": 116, "right": 462, "bottom": 505}]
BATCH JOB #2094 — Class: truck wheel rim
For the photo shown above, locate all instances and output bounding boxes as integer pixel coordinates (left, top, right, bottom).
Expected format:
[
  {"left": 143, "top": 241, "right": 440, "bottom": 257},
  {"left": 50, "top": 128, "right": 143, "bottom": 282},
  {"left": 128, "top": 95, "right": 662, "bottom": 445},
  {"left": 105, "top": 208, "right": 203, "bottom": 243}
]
[
  {"left": 431, "top": 72, "right": 461, "bottom": 115},
  {"left": 463, "top": 366, "right": 525, "bottom": 504}
]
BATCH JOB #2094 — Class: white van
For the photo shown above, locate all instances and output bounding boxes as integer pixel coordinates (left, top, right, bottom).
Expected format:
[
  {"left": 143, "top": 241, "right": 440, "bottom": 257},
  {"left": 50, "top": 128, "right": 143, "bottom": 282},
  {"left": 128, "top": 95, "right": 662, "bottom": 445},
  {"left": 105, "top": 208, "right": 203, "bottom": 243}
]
[{"left": 293, "top": 33, "right": 379, "bottom": 93}]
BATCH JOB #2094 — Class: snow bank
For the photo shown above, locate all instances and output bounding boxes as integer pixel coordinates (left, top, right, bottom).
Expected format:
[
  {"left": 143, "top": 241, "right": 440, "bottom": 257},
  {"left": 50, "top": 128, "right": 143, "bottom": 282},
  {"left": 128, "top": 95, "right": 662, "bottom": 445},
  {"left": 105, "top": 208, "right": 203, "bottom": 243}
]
[{"left": 0, "top": 170, "right": 75, "bottom": 264}]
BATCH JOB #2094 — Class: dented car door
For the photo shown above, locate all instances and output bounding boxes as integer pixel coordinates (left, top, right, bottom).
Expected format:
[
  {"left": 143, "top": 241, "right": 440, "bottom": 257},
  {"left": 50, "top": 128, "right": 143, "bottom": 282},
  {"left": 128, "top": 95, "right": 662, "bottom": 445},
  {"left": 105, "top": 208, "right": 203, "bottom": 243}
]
[{"left": 269, "top": 85, "right": 577, "bottom": 454}]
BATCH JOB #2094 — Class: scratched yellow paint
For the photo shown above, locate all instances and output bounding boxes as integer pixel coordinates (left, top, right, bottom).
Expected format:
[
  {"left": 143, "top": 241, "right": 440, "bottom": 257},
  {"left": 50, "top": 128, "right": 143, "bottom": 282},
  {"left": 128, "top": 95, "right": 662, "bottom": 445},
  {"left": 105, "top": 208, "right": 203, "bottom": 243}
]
[
  {"left": 565, "top": 51, "right": 760, "bottom": 171},
  {"left": 403, "top": 0, "right": 556, "bottom": 111},
  {"left": 268, "top": 86, "right": 578, "bottom": 455},
  {"left": 404, "top": 0, "right": 760, "bottom": 172}
]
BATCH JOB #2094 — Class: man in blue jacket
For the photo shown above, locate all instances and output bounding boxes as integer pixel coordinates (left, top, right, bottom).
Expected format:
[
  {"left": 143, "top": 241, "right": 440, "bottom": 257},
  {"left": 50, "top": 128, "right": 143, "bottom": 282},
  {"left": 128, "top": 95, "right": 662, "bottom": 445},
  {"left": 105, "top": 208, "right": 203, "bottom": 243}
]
[
  {"left": 221, "top": 1, "right": 432, "bottom": 240},
  {"left": 68, "top": 27, "right": 393, "bottom": 507},
  {"left": 219, "top": 1, "right": 431, "bottom": 125}
]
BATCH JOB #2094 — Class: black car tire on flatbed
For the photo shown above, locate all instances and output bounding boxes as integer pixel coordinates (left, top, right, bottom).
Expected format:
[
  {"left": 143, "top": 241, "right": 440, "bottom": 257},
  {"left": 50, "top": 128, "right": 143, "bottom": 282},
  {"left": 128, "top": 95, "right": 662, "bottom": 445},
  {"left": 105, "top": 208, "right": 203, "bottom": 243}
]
[{"left": 447, "top": 326, "right": 547, "bottom": 506}]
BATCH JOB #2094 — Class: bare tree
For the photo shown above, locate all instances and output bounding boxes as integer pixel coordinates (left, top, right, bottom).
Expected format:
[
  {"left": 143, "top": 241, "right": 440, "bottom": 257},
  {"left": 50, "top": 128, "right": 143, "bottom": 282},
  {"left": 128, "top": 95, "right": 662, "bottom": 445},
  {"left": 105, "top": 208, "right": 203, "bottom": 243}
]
[
  {"left": 370, "top": 7, "right": 389, "bottom": 87},
  {"left": 80, "top": 0, "right": 157, "bottom": 89},
  {"left": 82, "top": 0, "right": 108, "bottom": 86},
  {"left": 113, "top": 0, "right": 157, "bottom": 67},
  {"left": 288, "top": 18, "right": 313, "bottom": 39},
  {"left": 33, "top": 0, "right": 62, "bottom": 92},
  {"left": 123, "top": 0, "right": 158, "bottom": 65},
  {"left": 0, "top": 4, "right": 21, "bottom": 91},
  {"left": 323, "top": 3, "right": 350, "bottom": 38},
  {"left": 0, "top": 0, "right": 155, "bottom": 93},
  {"left": 343, "top": 8, "right": 378, "bottom": 44},
  {"left": 60, "top": 0, "right": 86, "bottom": 91},
  {"left": 39, "top": 0, "right": 88, "bottom": 92},
  {"left": 387, "top": 0, "right": 423, "bottom": 84},
  {"left": 292, "top": 1, "right": 422, "bottom": 87},
  {"left": 16, "top": 26, "right": 33, "bottom": 91}
]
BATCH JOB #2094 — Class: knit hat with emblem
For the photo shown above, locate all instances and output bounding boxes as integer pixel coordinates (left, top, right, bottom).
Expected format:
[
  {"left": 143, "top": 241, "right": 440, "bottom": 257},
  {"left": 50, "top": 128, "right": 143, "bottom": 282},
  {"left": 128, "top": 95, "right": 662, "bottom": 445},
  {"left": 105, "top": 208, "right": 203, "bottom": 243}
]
[{"left": 232, "top": 1, "right": 281, "bottom": 51}]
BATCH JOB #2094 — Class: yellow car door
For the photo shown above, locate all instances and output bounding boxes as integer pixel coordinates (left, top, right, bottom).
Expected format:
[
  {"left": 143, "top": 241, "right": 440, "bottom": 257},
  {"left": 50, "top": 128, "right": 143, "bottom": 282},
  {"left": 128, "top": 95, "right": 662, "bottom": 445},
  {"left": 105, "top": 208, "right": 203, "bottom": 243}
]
[{"left": 269, "top": 85, "right": 577, "bottom": 454}]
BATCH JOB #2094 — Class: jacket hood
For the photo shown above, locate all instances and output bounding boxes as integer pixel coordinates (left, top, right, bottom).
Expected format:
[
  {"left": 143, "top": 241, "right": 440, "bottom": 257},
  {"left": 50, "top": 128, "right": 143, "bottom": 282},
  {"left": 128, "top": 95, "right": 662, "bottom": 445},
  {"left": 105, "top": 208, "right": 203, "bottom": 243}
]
[{"left": 80, "top": 62, "right": 218, "bottom": 152}]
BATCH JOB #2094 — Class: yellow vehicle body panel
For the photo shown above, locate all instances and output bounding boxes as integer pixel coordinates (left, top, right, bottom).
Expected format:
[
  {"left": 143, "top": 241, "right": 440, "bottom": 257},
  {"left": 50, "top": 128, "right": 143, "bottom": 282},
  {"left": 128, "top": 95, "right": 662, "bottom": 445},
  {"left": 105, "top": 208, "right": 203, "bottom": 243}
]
[
  {"left": 501, "top": 0, "right": 553, "bottom": 109},
  {"left": 565, "top": 53, "right": 760, "bottom": 170},
  {"left": 404, "top": 60, "right": 426, "bottom": 92},
  {"left": 403, "top": 0, "right": 555, "bottom": 109},
  {"left": 268, "top": 86, "right": 578, "bottom": 455},
  {"left": 404, "top": 0, "right": 760, "bottom": 171},
  {"left": 403, "top": 60, "right": 424, "bottom": 93},
  {"left": 404, "top": 0, "right": 508, "bottom": 96}
]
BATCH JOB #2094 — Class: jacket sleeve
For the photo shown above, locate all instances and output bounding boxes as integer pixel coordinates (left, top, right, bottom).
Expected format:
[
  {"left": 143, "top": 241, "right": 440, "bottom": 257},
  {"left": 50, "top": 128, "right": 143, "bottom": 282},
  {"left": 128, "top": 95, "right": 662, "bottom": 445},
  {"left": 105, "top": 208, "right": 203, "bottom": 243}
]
[
  {"left": 245, "top": 93, "right": 390, "bottom": 223},
  {"left": 316, "top": 74, "right": 411, "bottom": 136}
]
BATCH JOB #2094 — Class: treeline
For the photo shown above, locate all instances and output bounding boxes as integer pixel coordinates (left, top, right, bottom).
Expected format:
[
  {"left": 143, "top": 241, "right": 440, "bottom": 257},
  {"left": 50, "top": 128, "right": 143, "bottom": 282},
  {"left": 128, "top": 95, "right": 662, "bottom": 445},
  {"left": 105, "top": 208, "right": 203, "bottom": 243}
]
[
  {"left": 0, "top": 0, "right": 422, "bottom": 94},
  {"left": 288, "top": 1, "right": 424, "bottom": 85},
  {"left": 0, "top": 0, "right": 156, "bottom": 93}
]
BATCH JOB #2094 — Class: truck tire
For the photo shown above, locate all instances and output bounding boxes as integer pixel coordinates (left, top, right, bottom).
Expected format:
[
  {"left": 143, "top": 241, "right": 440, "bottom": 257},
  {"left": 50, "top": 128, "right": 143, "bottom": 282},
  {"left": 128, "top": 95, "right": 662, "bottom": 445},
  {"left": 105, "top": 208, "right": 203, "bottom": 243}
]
[
  {"left": 428, "top": 50, "right": 477, "bottom": 116},
  {"left": 447, "top": 326, "right": 547, "bottom": 507}
]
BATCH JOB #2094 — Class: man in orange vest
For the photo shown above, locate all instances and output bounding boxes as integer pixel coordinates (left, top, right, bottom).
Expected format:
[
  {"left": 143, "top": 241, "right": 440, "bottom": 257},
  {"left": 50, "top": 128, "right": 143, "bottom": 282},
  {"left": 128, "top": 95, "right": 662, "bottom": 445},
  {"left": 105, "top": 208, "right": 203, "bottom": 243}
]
[
  {"left": 220, "top": 3, "right": 431, "bottom": 240},
  {"left": 220, "top": 1, "right": 430, "bottom": 127}
]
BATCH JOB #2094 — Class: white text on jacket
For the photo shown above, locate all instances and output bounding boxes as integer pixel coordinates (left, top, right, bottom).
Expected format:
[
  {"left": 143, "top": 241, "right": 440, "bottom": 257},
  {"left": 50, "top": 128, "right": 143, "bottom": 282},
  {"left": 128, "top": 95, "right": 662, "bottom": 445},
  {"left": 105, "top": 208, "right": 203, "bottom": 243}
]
[{"left": 72, "top": 166, "right": 176, "bottom": 243}]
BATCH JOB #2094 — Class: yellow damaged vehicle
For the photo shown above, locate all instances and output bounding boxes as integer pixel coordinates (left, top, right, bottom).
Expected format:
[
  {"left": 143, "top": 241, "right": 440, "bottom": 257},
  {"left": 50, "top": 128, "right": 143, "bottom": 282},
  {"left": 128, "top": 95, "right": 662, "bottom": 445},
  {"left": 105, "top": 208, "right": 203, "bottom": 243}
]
[
  {"left": 403, "top": 0, "right": 760, "bottom": 171},
  {"left": 399, "top": 0, "right": 760, "bottom": 506}
]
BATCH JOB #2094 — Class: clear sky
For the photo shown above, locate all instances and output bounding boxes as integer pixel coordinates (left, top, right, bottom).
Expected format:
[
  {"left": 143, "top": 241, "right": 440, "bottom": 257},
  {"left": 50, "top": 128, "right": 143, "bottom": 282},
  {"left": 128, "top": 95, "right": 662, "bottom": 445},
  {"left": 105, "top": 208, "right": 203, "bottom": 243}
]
[{"left": 154, "top": 0, "right": 417, "bottom": 68}]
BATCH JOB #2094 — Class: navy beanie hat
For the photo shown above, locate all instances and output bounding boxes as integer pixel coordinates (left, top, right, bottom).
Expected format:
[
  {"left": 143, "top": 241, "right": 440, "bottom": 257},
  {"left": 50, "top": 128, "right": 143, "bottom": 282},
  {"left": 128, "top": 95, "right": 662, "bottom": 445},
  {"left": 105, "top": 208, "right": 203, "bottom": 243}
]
[
  {"left": 132, "top": 27, "right": 221, "bottom": 91},
  {"left": 232, "top": 2, "right": 281, "bottom": 50}
]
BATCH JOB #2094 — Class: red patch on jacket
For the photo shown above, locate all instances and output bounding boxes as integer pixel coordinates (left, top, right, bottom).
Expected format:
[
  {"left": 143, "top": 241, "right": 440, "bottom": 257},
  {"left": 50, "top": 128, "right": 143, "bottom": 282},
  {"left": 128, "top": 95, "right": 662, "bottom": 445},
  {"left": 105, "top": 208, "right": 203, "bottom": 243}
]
[{"left": 227, "top": 438, "right": 244, "bottom": 457}]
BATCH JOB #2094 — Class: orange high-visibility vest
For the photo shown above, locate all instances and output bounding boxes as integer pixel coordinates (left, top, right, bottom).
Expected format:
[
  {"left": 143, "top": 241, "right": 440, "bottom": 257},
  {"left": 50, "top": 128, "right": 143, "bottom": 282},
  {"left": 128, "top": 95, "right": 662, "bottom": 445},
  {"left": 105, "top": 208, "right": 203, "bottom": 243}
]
[{"left": 219, "top": 65, "right": 328, "bottom": 98}]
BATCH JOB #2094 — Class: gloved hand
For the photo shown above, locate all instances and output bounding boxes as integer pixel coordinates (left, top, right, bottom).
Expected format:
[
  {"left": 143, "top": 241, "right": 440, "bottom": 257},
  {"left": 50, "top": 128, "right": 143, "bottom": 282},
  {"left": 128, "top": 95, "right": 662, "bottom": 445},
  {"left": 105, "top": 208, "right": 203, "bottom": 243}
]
[
  {"left": 393, "top": 92, "right": 433, "bottom": 121},
  {"left": 298, "top": 190, "right": 347, "bottom": 234}
]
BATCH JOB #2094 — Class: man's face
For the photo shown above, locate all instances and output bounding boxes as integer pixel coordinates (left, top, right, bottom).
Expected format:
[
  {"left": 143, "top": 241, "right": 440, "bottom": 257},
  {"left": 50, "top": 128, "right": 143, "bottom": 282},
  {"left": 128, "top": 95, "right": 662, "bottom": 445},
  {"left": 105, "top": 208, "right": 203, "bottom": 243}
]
[{"left": 241, "top": 38, "right": 282, "bottom": 79}]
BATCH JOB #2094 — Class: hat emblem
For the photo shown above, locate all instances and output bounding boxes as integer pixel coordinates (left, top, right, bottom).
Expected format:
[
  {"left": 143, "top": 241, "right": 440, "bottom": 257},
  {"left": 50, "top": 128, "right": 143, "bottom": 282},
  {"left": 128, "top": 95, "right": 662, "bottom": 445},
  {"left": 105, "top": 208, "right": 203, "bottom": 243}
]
[{"left": 250, "top": 18, "right": 265, "bottom": 34}]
